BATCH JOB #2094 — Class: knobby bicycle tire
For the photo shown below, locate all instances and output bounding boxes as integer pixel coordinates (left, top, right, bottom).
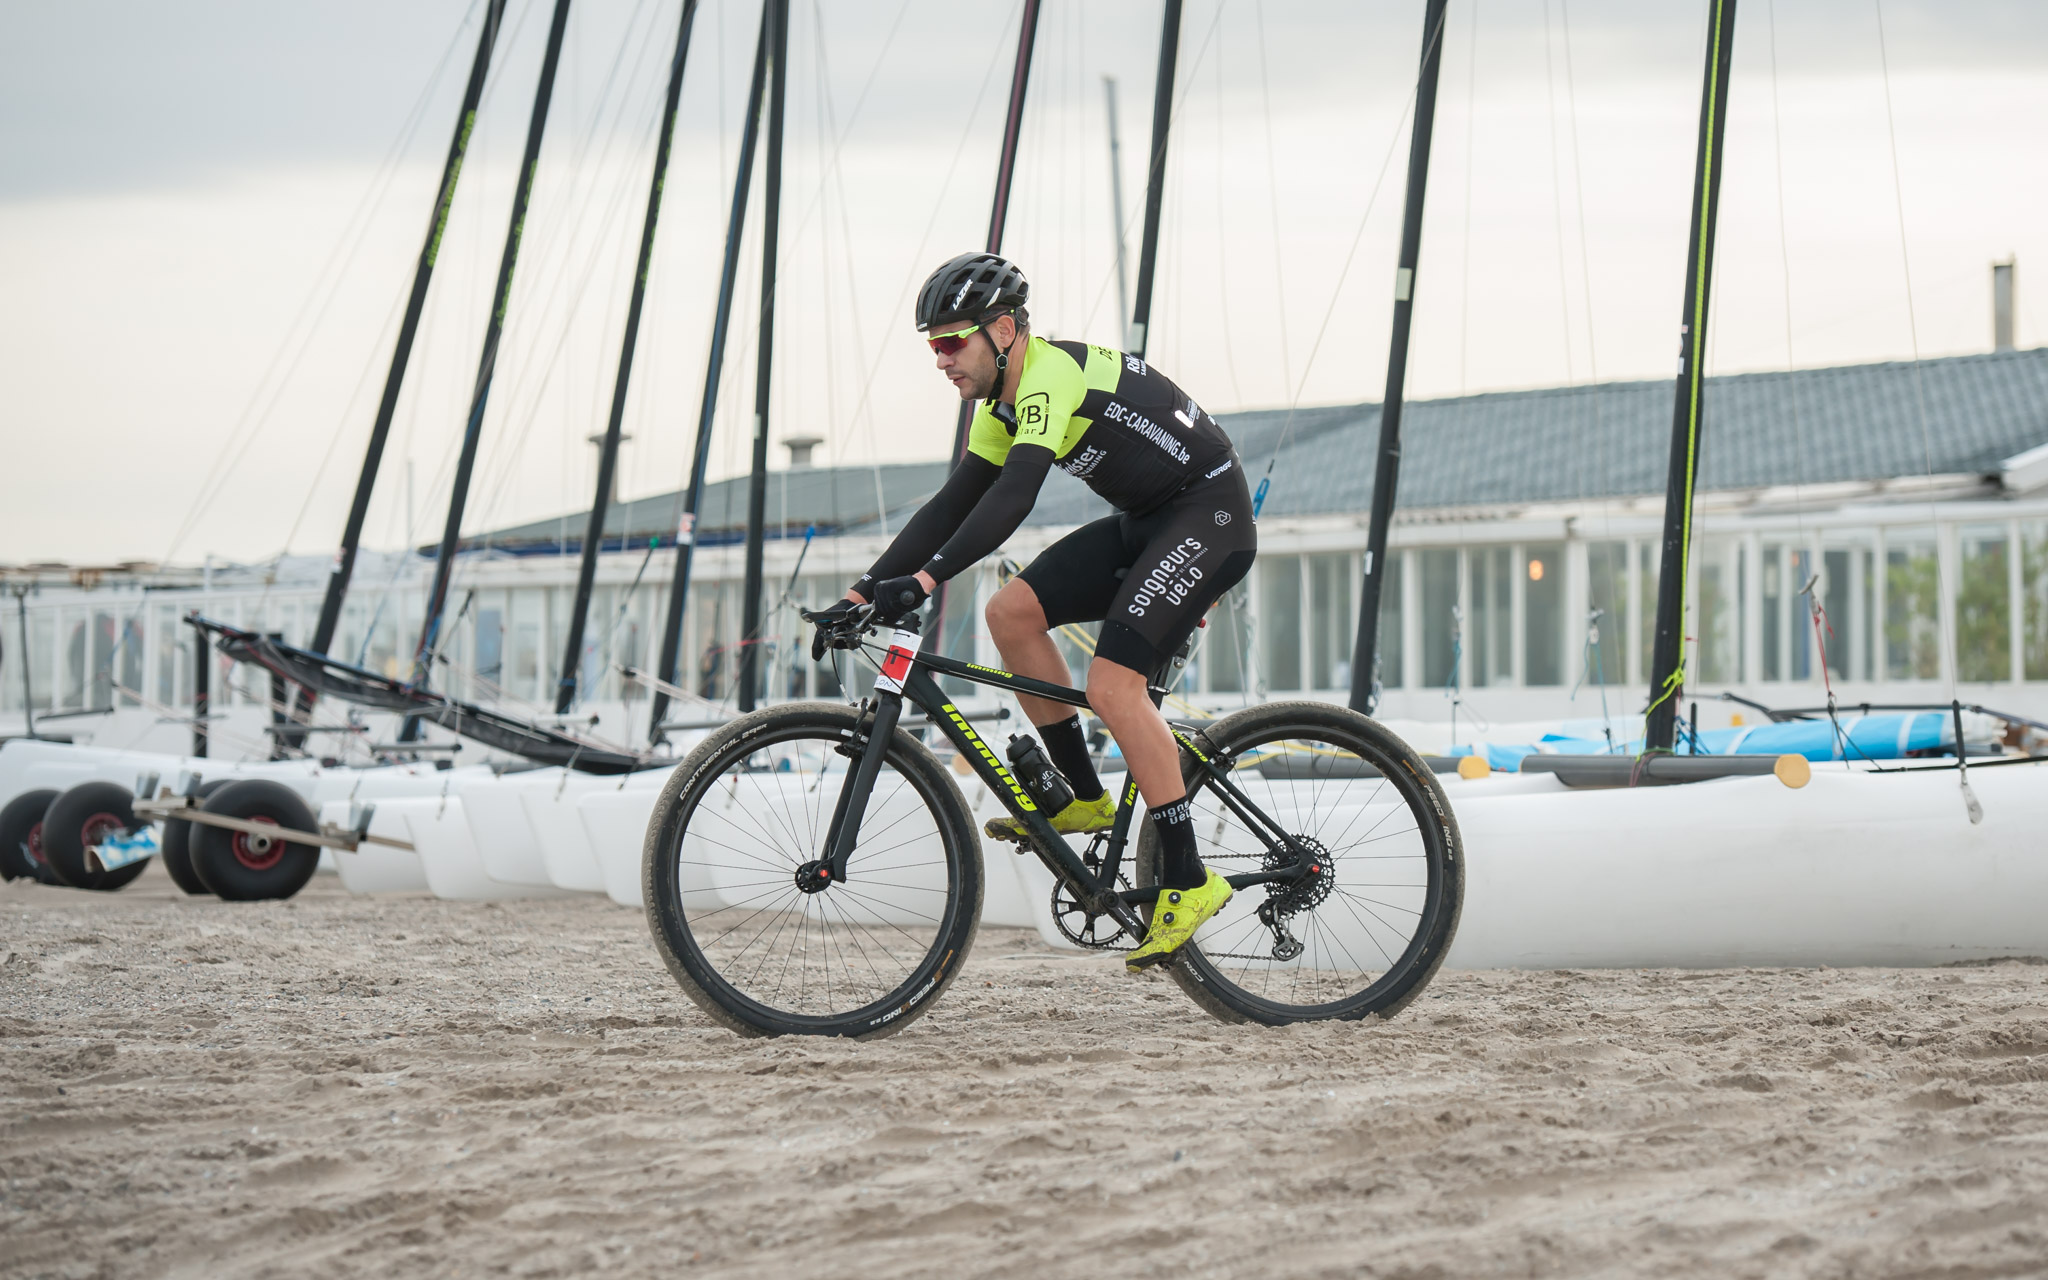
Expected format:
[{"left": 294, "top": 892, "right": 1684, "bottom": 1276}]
[
  {"left": 643, "top": 702, "right": 983, "bottom": 1039},
  {"left": 1138, "top": 701, "right": 1463, "bottom": 1025}
]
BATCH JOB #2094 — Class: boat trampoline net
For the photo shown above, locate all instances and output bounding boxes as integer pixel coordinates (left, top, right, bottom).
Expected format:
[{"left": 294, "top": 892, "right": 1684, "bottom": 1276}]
[{"left": 192, "top": 616, "right": 646, "bottom": 775}]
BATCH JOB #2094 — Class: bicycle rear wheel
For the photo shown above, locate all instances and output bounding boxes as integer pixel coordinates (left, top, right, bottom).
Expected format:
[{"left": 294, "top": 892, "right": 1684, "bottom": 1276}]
[
  {"left": 643, "top": 702, "right": 982, "bottom": 1038},
  {"left": 1139, "top": 701, "right": 1462, "bottom": 1024}
]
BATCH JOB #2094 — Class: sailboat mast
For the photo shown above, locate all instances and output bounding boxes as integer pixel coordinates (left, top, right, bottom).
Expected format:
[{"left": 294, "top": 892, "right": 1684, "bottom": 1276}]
[
  {"left": 735, "top": 0, "right": 790, "bottom": 715},
  {"left": 297, "top": 0, "right": 507, "bottom": 724},
  {"left": 402, "top": 0, "right": 575, "bottom": 742},
  {"left": 1126, "top": 0, "right": 1184, "bottom": 360},
  {"left": 1104, "top": 75, "right": 1132, "bottom": 348},
  {"left": 555, "top": 0, "right": 702, "bottom": 714},
  {"left": 646, "top": 9, "right": 771, "bottom": 744},
  {"left": 1645, "top": 0, "right": 1739, "bottom": 751},
  {"left": 927, "top": 0, "right": 1042, "bottom": 654},
  {"left": 1347, "top": 0, "right": 1450, "bottom": 714}
]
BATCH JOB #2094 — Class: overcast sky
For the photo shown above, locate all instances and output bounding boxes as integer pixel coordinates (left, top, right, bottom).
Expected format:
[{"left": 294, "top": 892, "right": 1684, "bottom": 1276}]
[{"left": 2, "top": 0, "right": 2044, "bottom": 564}]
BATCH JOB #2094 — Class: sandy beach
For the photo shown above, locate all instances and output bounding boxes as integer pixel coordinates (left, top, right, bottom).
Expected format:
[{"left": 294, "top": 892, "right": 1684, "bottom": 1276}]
[{"left": 4, "top": 861, "right": 2046, "bottom": 1279}]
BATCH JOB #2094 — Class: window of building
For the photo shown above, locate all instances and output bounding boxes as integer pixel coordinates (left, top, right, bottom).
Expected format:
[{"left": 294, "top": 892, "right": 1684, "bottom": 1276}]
[
  {"left": 1524, "top": 542, "right": 1564, "bottom": 686},
  {"left": 1378, "top": 551, "right": 1405, "bottom": 692},
  {"left": 1637, "top": 542, "right": 1661, "bottom": 684},
  {"left": 1885, "top": 533, "right": 1940, "bottom": 680},
  {"left": 1956, "top": 523, "right": 2012, "bottom": 683},
  {"left": 1788, "top": 547, "right": 1817, "bottom": 683},
  {"left": 117, "top": 611, "right": 144, "bottom": 707},
  {"left": 1761, "top": 543, "right": 1784, "bottom": 681},
  {"left": 1307, "top": 552, "right": 1354, "bottom": 692},
  {"left": 2025, "top": 521, "right": 2048, "bottom": 682},
  {"left": 1420, "top": 548, "right": 1460, "bottom": 689},
  {"left": 1585, "top": 541, "right": 1627, "bottom": 684},
  {"left": 1695, "top": 539, "right": 1744, "bottom": 684},
  {"left": 1204, "top": 582, "right": 1251, "bottom": 695},
  {"left": 1470, "top": 546, "right": 1513, "bottom": 687},
  {"left": 474, "top": 607, "right": 505, "bottom": 694},
  {"left": 1259, "top": 555, "right": 1303, "bottom": 691},
  {"left": 509, "top": 588, "right": 546, "bottom": 704}
]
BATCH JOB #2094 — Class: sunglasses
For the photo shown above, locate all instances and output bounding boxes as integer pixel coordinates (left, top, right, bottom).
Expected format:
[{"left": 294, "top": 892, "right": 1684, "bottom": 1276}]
[{"left": 925, "top": 323, "right": 982, "bottom": 356}]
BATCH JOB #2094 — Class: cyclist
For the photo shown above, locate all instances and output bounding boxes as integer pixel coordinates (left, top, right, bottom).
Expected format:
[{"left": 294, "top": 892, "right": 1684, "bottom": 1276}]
[{"left": 814, "top": 253, "right": 1257, "bottom": 971}]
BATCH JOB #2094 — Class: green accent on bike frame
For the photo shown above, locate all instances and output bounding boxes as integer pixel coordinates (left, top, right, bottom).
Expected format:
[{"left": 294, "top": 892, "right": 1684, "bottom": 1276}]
[
  {"left": 1171, "top": 727, "right": 1211, "bottom": 764},
  {"left": 423, "top": 111, "right": 477, "bottom": 269},
  {"left": 939, "top": 703, "right": 1036, "bottom": 811},
  {"left": 1647, "top": 0, "right": 1730, "bottom": 722}
]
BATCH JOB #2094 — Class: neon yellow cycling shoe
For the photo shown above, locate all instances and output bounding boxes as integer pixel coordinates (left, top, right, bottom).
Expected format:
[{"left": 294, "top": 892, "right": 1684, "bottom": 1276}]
[
  {"left": 1125, "top": 871, "right": 1233, "bottom": 972},
  {"left": 983, "top": 790, "right": 1118, "bottom": 845}
]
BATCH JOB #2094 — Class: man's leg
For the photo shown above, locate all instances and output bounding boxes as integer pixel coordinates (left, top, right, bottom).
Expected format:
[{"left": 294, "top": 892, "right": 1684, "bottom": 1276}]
[
  {"left": 984, "top": 579, "right": 1105, "bottom": 803},
  {"left": 1085, "top": 656, "right": 1204, "bottom": 890}
]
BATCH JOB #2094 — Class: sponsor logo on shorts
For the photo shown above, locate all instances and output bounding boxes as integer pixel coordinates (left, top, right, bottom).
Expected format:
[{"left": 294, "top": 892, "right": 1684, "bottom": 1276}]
[
  {"left": 1126, "top": 537, "right": 1209, "bottom": 618},
  {"left": 1214, "top": 511, "right": 1231, "bottom": 526},
  {"left": 1203, "top": 459, "right": 1234, "bottom": 479}
]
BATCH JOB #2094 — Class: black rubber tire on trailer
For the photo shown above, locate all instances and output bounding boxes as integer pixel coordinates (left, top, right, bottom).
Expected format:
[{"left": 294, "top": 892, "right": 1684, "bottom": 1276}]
[
  {"left": 159, "top": 779, "right": 231, "bottom": 897},
  {"left": 189, "top": 780, "right": 321, "bottom": 902},
  {"left": 0, "top": 788, "right": 61, "bottom": 882},
  {"left": 643, "top": 701, "right": 983, "bottom": 1039},
  {"left": 1137, "top": 700, "right": 1463, "bottom": 1026},
  {"left": 39, "top": 782, "right": 152, "bottom": 892}
]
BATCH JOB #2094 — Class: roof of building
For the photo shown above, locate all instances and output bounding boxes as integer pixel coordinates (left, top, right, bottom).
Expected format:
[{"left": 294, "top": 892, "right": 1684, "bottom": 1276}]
[{"left": 466, "top": 346, "right": 2048, "bottom": 553}]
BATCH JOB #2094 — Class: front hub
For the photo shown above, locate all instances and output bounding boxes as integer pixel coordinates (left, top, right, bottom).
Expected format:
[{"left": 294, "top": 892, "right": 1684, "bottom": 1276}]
[{"left": 793, "top": 859, "right": 834, "bottom": 894}]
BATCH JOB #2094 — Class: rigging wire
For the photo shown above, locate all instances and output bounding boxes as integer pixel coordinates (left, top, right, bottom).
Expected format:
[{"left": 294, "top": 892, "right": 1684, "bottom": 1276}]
[
  {"left": 1871, "top": 0, "right": 1980, "bottom": 821},
  {"left": 1253, "top": 0, "right": 1293, "bottom": 401},
  {"left": 1454, "top": 0, "right": 1478, "bottom": 396},
  {"left": 162, "top": 0, "right": 486, "bottom": 567},
  {"left": 1247, "top": 5, "right": 1447, "bottom": 517}
]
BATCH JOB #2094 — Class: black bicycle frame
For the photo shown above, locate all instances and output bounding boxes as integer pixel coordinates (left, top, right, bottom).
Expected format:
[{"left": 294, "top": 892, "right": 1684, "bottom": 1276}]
[{"left": 817, "top": 623, "right": 1318, "bottom": 935}]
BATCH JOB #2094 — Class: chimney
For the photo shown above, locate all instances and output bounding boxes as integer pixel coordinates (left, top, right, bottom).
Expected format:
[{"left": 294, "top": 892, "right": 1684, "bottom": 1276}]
[
  {"left": 782, "top": 435, "right": 823, "bottom": 468},
  {"left": 585, "top": 431, "right": 631, "bottom": 504},
  {"left": 1993, "top": 258, "right": 2016, "bottom": 352}
]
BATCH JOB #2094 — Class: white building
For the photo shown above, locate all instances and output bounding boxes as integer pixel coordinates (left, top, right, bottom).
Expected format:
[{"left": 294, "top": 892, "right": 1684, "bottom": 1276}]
[{"left": 5, "top": 347, "right": 2046, "bottom": 762}]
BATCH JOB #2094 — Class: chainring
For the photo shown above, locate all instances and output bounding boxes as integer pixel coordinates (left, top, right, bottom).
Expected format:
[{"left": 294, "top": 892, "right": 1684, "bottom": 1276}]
[{"left": 1049, "top": 877, "right": 1134, "bottom": 950}]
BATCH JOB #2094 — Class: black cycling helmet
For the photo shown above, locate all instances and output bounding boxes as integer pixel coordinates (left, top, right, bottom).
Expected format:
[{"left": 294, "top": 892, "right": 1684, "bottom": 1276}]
[{"left": 915, "top": 252, "right": 1029, "bottom": 332}]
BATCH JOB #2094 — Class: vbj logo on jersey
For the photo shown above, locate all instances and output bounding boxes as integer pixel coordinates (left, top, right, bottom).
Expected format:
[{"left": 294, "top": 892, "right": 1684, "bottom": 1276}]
[{"left": 1017, "top": 391, "right": 1048, "bottom": 432}]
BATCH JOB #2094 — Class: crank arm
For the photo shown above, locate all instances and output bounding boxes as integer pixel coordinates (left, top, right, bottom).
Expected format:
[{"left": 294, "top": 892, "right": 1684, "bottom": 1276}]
[{"left": 1117, "top": 863, "right": 1308, "bottom": 908}]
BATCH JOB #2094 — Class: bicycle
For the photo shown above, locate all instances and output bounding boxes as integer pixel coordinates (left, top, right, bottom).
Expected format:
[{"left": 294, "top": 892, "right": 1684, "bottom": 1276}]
[{"left": 642, "top": 602, "right": 1463, "bottom": 1038}]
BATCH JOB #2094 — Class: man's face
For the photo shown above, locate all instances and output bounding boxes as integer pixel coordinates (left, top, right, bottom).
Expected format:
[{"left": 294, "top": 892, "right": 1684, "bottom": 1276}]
[{"left": 928, "top": 313, "right": 1015, "bottom": 401}]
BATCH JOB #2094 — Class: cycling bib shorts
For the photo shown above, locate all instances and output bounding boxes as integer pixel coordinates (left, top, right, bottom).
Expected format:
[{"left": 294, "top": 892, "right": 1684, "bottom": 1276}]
[{"left": 1019, "top": 459, "right": 1257, "bottom": 677}]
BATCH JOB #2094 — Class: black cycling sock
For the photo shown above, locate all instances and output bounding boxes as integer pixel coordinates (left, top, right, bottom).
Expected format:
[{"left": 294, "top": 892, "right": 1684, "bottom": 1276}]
[
  {"left": 1150, "top": 798, "right": 1205, "bottom": 890},
  {"left": 1039, "top": 715, "right": 1104, "bottom": 802}
]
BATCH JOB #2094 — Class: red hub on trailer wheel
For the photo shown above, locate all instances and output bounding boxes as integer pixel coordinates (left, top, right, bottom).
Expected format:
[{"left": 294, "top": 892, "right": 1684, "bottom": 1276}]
[
  {"left": 79, "top": 813, "right": 124, "bottom": 867},
  {"left": 26, "top": 822, "right": 46, "bottom": 867},
  {"left": 230, "top": 816, "right": 285, "bottom": 871}
]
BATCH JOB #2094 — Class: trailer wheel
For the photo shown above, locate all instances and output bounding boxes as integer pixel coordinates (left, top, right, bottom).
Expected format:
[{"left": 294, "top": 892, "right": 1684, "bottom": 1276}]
[
  {"left": 159, "top": 780, "right": 230, "bottom": 897},
  {"left": 40, "top": 783, "right": 152, "bottom": 892},
  {"left": 190, "top": 780, "right": 320, "bottom": 901},
  {"left": 0, "top": 789, "right": 60, "bottom": 882}
]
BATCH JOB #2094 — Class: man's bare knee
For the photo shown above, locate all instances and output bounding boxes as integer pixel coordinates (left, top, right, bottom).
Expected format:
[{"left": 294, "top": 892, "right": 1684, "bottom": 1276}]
[
  {"left": 1085, "top": 657, "right": 1145, "bottom": 712},
  {"left": 985, "top": 580, "right": 1046, "bottom": 643}
]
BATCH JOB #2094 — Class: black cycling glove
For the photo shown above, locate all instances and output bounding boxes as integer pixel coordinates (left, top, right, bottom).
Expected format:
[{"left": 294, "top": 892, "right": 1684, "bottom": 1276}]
[
  {"left": 870, "top": 574, "right": 929, "bottom": 621},
  {"left": 808, "top": 599, "right": 863, "bottom": 662}
]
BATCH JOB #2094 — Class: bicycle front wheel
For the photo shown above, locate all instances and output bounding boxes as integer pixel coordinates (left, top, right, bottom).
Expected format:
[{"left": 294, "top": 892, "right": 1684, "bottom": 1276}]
[
  {"left": 643, "top": 702, "right": 982, "bottom": 1038},
  {"left": 1139, "top": 701, "right": 1463, "bottom": 1025}
]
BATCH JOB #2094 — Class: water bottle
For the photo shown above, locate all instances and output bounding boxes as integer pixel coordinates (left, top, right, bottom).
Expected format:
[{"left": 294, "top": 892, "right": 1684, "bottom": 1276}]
[{"left": 1005, "top": 734, "right": 1075, "bottom": 813}]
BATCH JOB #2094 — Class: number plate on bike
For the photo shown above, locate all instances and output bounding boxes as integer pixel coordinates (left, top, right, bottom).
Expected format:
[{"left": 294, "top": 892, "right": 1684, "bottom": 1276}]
[{"left": 873, "top": 628, "right": 920, "bottom": 693}]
